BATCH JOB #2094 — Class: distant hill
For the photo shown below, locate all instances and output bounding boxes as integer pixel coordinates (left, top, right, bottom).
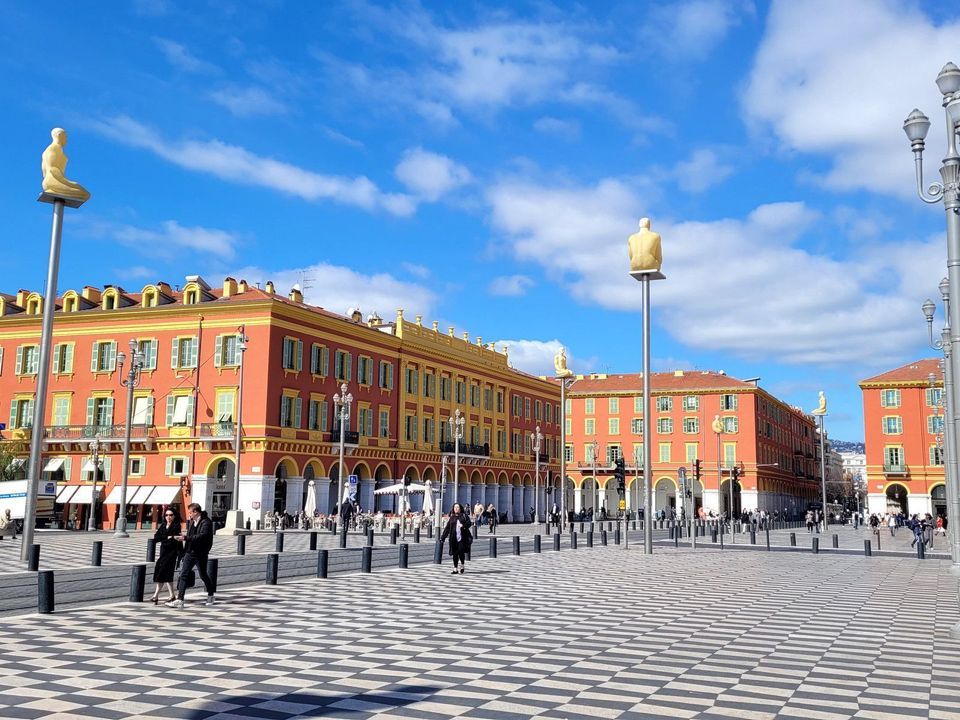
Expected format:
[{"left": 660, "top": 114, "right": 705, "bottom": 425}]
[{"left": 831, "top": 439, "right": 865, "bottom": 453}]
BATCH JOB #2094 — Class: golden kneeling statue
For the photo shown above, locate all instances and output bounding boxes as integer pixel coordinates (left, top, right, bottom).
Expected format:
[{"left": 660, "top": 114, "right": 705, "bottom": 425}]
[
  {"left": 811, "top": 391, "right": 827, "bottom": 416},
  {"left": 628, "top": 218, "right": 662, "bottom": 273},
  {"left": 711, "top": 414, "right": 724, "bottom": 434},
  {"left": 554, "top": 347, "right": 574, "bottom": 378},
  {"left": 41, "top": 128, "right": 90, "bottom": 202}
]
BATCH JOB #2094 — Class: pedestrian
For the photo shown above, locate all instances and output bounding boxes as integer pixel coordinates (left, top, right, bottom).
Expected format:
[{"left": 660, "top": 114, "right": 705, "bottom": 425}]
[
  {"left": 149, "top": 508, "right": 182, "bottom": 604},
  {"left": 486, "top": 503, "right": 497, "bottom": 533},
  {"left": 888, "top": 514, "right": 896, "bottom": 536},
  {"left": 167, "top": 502, "right": 215, "bottom": 608},
  {"left": 936, "top": 515, "right": 946, "bottom": 536},
  {"left": 440, "top": 502, "right": 473, "bottom": 574},
  {"left": 474, "top": 501, "right": 485, "bottom": 528}
]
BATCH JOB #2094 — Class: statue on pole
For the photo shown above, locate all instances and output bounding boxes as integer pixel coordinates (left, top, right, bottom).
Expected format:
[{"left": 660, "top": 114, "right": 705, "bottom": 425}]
[
  {"left": 628, "top": 218, "right": 662, "bottom": 274},
  {"left": 554, "top": 346, "right": 574, "bottom": 378},
  {"left": 811, "top": 391, "right": 827, "bottom": 416},
  {"left": 41, "top": 128, "right": 90, "bottom": 202}
]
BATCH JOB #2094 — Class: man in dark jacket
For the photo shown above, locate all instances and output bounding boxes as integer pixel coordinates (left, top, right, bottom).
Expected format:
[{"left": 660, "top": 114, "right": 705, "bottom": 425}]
[{"left": 168, "top": 502, "right": 215, "bottom": 608}]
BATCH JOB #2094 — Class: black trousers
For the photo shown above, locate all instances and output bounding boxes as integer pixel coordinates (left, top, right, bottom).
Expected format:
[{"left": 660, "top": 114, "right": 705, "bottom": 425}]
[
  {"left": 177, "top": 552, "right": 214, "bottom": 599},
  {"left": 451, "top": 541, "right": 467, "bottom": 567}
]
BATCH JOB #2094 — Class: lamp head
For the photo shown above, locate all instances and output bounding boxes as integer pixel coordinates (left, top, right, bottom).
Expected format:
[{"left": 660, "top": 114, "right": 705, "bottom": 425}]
[
  {"left": 936, "top": 62, "right": 960, "bottom": 96},
  {"left": 903, "top": 108, "right": 931, "bottom": 145},
  {"left": 940, "top": 277, "right": 950, "bottom": 300},
  {"left": 117, "top": 351, "right": 126, "bottom": 366},
  {"left": 946, "top": 93, "right": 960, "bottom": 127},
  {"left": 922, "top": 298, "right": 936, "bottom": 322},
  {"left": 929, "top": 372, "right": 937, "bottom": 387}
]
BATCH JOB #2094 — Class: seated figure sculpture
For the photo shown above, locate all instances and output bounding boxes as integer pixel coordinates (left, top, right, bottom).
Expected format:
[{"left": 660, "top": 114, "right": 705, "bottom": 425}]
[
  {"left": 628, "top": 218, "right": 662, "bottom": 273},
  {"left": 41, "top": 128, "right": 90, "bottom": 202},
  {"left": 554, "top": 347, "right": 574, "bottom": 378}
]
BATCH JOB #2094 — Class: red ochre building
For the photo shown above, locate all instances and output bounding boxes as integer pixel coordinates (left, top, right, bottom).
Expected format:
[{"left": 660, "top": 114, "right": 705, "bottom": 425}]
[
  {"left": 0, "top": 276, "right": 560, "bottom": 530},
  {"left": 562, "top": 371, "right": 822, "bottom": 517},
  {"left": 859, "top": 358, "right": 947, "bottom": 518}
]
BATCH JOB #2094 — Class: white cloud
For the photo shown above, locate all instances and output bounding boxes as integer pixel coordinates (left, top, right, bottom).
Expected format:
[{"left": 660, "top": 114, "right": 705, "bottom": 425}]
[
  {"left": 91, "top": 116, "right": 418, "bottom": 216},
  {"left": 232, "top": 262, "right": 437, "bottom": 321},
  {"left": 647, "top": 0, "right": 746, "bottom": 60},
  {"left": 401, "top": 262, "right": 431, "bottom": 279},
  {"left": 394, "top": 148, "right": 472, "bottom": 201},
  {"left": 743, "top": 0, "right": 960, "bottom": 197},
  {"left": 102, "top": 220, "right": 239, "bottom": 259},
  {"left": 321, "top": 126, "right": 364, "bottom": 148},
  {"left": 489, "top": 274, "right": 534, "bottom": 297},
  {"left": 672, "top": 148, "right": 735, "bottom": 193},
  {"left": 153, "top": 38, "right": 219, "bottom": 74},
  {"left": 496, "top": 339, "right": 585, "bottom": 377},
  {"left": 487, "top": 175, "right": 943, "bottom": 366},
  {"left": 210, "top": 86, "right": 286, "bottom": 117},
  {"left": 533, "top": 117, "right": 581, "bottom": 140},
  {"left": 116, "top": 265, "right": 156, "bottom": 280}
]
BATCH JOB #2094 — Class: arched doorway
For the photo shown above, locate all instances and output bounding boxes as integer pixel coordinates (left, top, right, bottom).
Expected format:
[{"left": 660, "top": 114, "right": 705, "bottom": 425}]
[
  {"left": 719, "top": 478, "right": 741, "bottom": 518},
  {"left": 274, "top": 463, "right": 288, "bottom": 514},
  {"left": 886, "top": 483, "right": 908, "bottom": 515},
  {"left": 206, "top": 458, "right": 235, "bottom": 529},
  {"left": 655, "top": 478, "right": 676, "bottom": 517},
  {"left": 931, "top": 484, "right": 946, "bottom": 519},
  {"left": 373, "top": 464, "right": 392, "bottom": 512}
]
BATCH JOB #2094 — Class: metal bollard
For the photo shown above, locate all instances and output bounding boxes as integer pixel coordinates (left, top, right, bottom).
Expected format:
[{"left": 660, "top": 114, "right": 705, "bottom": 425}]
[
  {"left": 711, "top": 527, "right": 717, "bottom": 543},
  {"left": 875, "top": 532, "right": 881, "bottom": 551},
  {"left": 789, "top": 532, "right": 796, "bottom": 547},
  {"left": 275, "top": 533, "right": 285, "bottom": 552},
  {"left": 434, "top": 538, "right": 443, "bottom": 564},
  {"left": 832, "top": 534, "right": 839, "bottom": 549},
  {"left": 27, "top": 544, "right": 40, "bottom": 571},
  {"left": 632, "top": 520, "right": 637, "bottom": 530},
  {"left": 91, "top": 541, "right": 103, "bottom": 566},
  {"left": 330, "top": 522, "right": 337, "bottom": 535},
  {"left": 38, "top": 570, "right": 55, "bottom": 614},
  {"left": 399, "top": 543, "right": 409, "bottom": 568},
  {"left": 237, "top": 534, "right": 246, "bottom": 555},
  {"left": 765, "top": 528, "right": 770, "bottom": 551},
  {"left": 266, "top": 553, "right": 279, "bottom": 584},
  {"left": 673, "top": 530, "right": 678, "bottom": 548},
  {"left": 367, "top": 528, "right": 374, "bottom": 546},
  {"left": 489, "top": 537, "right": 497, "bottom": 558},
  {"left": 256, "top": 520, "right": 262, "bottom": 530},
  {"left": 750, "top": 528, "right": 756, "bottom": 545},
  {"left": 309, "top": 532, "right": 318, "bottom": 551},
  {"left": 587, "top": 531, "right": 594, "bottom": 547},
  {"left": 571, "top": 532, "right": 578, "bottom": 549},
  {"left": 615, "top": 526, "right": 621, "bottom": 545},
  {"left": 427, "top": 524, "right": 434, "bottom": 539},
  {"left": 719, "top": 527, "right": 724, "bottom": 549},
  {"left": 553, "top": 533, "right": 561, "bottom": 551},
  {"left": 362, "top": 546, "right": 372, "bottom": 573},
  {"left": 864, "top": 540, "right": 872, "bottom": 557},
  {"left": 317, "top": 549, "right": 329, "bottom": 578},
  {"left": 917, "top": 539, "right": 926, "bottom": 560},
  {"left": 245, "top": 518, "right": 251, "bottom": 530},
  {"left": 129, "top": 564, "right": 146, "bottom": 602},
  {"left": 513, "top": 536, "right": 521, "bottom": 555},
  {"left": 812, "top": 537, "right": 819, "bottom": 554},
  {"left": 146, "top": 539, "right": 156, "bottom": 562},
  {"left": 534, "top": 535, "right": 541, "bottom": 553},
  {"left": 206, "top": 558, "right": 219, "bottom": 594},
  {"left": 414, "top": 527, "right": 420, "bottom": 544},
  {"left": 579, "top": 522, "right": 584, "bottom": 533},
  {"left": 602, "top": 531, "right": 608, "bottom": 546},
  {"left": 390, "top": 527, "right": 398, "bottom": 545},
  {"left": 339, "top": 528, "right": 347, "bottom": 549}
]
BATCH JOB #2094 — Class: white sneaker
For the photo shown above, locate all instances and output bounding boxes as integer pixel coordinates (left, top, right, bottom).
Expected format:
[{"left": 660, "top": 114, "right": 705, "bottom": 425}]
[
  {"left": 204, "top": 595, "right": 216, "bottom": 606},
  {"left": 165, "top": 599, "right": 184, "bottom": 609}
]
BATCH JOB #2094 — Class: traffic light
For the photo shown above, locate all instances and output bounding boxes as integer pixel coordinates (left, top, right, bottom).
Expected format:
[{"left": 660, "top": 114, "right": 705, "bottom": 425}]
[
  {"left": 614, "top": 456, "right": 626, "bottom": 495},
  {"left": 693, "top": 458, "right": 701, "bottom": 482}
]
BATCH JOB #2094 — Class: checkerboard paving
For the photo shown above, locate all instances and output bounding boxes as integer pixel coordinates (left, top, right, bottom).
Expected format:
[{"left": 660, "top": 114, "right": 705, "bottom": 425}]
[{"left": 0, "top": 544, "right": 958, "bottom": 720}]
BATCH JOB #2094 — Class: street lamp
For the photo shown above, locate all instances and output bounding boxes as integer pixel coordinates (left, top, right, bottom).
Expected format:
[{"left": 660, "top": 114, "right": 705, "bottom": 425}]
[
  {"left": 556, "top": 367, "right": 575, "bottom": 531},
  {"left": 531, "top": 425, "right": 542, "bottom": 525},
  {"left": 87, "top": 436, "right": 101, "bottom": 532},
  {"left": 448, "top": 408, "right": 464, "bottom": 510},
  {"left": 333, "top": 382, "right": 352, "bottom": 528},
  {"left": 232, "top": 328, "right": 248, "bottom": 513},
  {"left": 811, "top": 392, "right": 828, "bottom": 533},
  {"left": 712, "top": 415, "right": 728, "bottom": 536},
  {"left": 591, "top": 439, "right": 598, "bottom": 521},
  {"left": 114, "top": 339, "right": 144, "bottom": 538}
]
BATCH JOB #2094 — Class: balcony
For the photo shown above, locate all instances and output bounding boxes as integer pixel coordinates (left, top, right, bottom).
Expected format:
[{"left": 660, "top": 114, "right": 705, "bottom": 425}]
[
  {"left": 199, "top": 422, "right": 236, "bottom": 438},
  {"left": 439, "top": 440, "right": 490, "bottom": 457},
  {"left": 331, "top": 429, "right": 360, "bottom": 445},
  {"left": 45, "top": 424, "right": 157, "bottom": 442},
  {"left": 883, "top": 463, "right": 907, "bottom": 475}
]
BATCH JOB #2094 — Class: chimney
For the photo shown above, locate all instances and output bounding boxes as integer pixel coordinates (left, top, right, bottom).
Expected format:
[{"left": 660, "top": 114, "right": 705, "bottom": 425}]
[
  {"left": 81, "top": 286, "right": 101, "bottom": 303},
  {"left": 264, "top": 281, "right": 275, "bottom": 295},
  {"left": 223, "top": 277, "right": 238, "bottom": 298},
  {"left": 237, "top": 279, "right": 248, "bottom": 293},
  {"left": 15, "top": 290, "right": 28, "bottom": 307},
  {"left": 289, "top": 283, "right": 303, "bottom": 303}
]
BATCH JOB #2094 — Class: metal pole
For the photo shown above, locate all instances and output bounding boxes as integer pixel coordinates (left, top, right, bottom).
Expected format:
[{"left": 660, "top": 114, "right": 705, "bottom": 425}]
[
  {"left": 560, "top": 379, "right": 567, "bottom": 531},
  {"left": 454, "top": 414, "right": 460, "bottom": 510},
  {"left": 642, "top": 277, "right": 653, "bottom": 554},
  {"left": 436, "top": 456, "right": 446, "bottom": 530},
  {"left": 592, "top": 440, "right": 597, "bottom": 523},
  {"left": 532, "top": 426, "right": 541, "bottom": 525},
  {"left": 115, "top": 352, "right": 137, "bottom": 538},
  {"left": 87, "top": 438, "right": 100, "bottom": 531},
  {"left": 818, "top": 415, "right": 828, "bottom": 533},
  {"left": 21, "top": 199, "right": 65, "bottom": 562},
  {"left": 232, "top": 328, "right": 246, "bottom": 511},
  {"left": 942, "top": 340, "right": 960, "bottom": 567},
  {"left": 337, "top": 408, "right": 345, "bottom": 528}
]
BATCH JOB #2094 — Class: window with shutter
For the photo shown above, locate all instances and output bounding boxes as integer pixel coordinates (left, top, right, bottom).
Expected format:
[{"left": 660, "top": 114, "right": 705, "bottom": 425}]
[
  {"left": 214, "top": 335, "right": 224, "bottom": 367},
  {"left": 294, "top": 397, "right": 302, "bottom": 428},
  {"left": 171, "top": 337, "right": 180, "bottom": 368}
]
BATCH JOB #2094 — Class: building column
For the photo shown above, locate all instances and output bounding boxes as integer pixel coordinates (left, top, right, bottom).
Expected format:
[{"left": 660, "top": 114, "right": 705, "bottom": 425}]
[
  {"left": 285, "top": 477, "right": 305, "bottom": 513},
  {"left": 311, "top": 478, "right": 331, "bottom": 516},
  {"left": 574, "top": 484, "right": 583, "bottom": 513},
  {"left": 498, "top": 484, "right": 511, "bottom": 520},
  {"left": 359, "top": 478, "right": 374, "bottom": 512},
  {"left": 702, "top": 489, "right": 720, "bottom": 515},
  {"left": 512, "top": 485, "right": 522, "bottom": 521}
]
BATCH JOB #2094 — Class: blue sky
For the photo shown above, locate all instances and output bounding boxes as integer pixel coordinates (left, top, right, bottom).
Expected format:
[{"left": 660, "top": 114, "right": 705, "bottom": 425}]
[{"left": 2, "top": 0, "right": 959, "bottom": 442}]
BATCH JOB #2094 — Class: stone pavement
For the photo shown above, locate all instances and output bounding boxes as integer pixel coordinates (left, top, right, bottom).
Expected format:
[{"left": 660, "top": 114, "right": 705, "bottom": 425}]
[{"left": 0, "top": 541, "right": 958, "bottom": 719}]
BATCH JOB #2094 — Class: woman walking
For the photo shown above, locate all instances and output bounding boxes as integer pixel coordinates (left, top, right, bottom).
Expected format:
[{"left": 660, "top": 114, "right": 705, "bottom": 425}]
[
  {"left": 149, "top": 508, "right": 183, "bottom": 604},
  {"left": 440, "top": 503, "right": 473, "bottom": 574}
]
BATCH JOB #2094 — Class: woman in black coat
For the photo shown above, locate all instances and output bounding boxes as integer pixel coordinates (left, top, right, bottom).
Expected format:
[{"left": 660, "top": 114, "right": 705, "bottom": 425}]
[
  {"left": 439, "top": 503, "right": 472, "bottom": 574},
  {"left": 149, "top": 508, "right": 183, "bottom": 603}
]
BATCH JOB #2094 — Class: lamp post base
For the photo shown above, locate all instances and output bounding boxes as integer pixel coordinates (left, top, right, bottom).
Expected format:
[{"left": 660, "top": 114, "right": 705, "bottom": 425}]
[
  {"left": 217, "top": 510, "right": 252, "bottom": 536},
  {"left": 113, "top": 521, "right": 129, "bottom": 539}
]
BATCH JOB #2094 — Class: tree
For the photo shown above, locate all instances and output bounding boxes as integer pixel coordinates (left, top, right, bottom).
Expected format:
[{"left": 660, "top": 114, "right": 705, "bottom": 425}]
[{"left": 0, "top": 442, "right": 27, "bottom": 482}]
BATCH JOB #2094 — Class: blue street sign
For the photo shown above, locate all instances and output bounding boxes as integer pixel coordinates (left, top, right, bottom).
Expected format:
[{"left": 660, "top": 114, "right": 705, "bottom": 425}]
[{"left": 348, "top": 474, "right": 358, "bottom": 485}]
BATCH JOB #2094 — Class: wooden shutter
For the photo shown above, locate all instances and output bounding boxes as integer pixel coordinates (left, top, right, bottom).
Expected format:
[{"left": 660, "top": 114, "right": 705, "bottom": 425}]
[
  {"left": 214, "top": 335, "right": 223, "bottom": 367},
  {"left": 91, "top": 341, "right": 100, "bottom": 372},
  {"left": 294, "top": 397, "right": 302, "bottom": 428},
  {"left": 53, "top": 344, "right": 62, "bottom": 374},
  {"left": 171, "top": 337, "right": 180, "bottom": 368},
  {"left": 85, "top": 397, "right": 95, "bottom": 425},
  {"left": 107, "top": 342, "right": 117, "bottom": 371}
]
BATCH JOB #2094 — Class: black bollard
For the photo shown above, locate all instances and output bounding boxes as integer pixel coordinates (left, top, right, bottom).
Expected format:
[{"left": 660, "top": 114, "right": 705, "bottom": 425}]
[
  {"left": 361, "top": 545, "right": 372, "bottom": 573},
  {"left": 245, "top": 518, "right": 251, "bottom": 530},
  {"left": 632, "top": 520, "right": 637, "bottom": 531},
  {"left": 427, "top": 524, "right": 434, "bottom": 539},
  {"left": 571, "top": 532, "right": 578, "bottom": 549},
  {"left": 434, "top": 538, "right": 444, "bottom": 564},
  {"left": 27, "top": 544, "right": 40, "bottom": 571},
  {"left": 256, "top": 520, "right": 262, "bottom": 530},
  {"left": 275, "top": 533, "right": 285, "bottom": 552},
  {"left": 579, "top": 522, "right": 584, "bottom": 533},
  {"left": 875, "top": 532, "right": 881, "bottom": 551},
  {"left": 339, "top": 528, "right": 347, "bottom": 549},
  {"left": 237, "top": 534, "right": 246, "bottom": 555},
  {"left": 750, "top": 528, "right": 756, "bottom": 545},
  {"left": 513, "top": 536, "right": 521, "bottom": 555},
  {"left": 832, "top": 534, "right": 839, "bottom": 549},
  {"left": 91, "top": 541, "right": 103, "bottom": 566},
  {"left": 553, "top": 533, "right": 561, "bottom": 551},
  {"left": 673, "top": 529, "right": 678, "bottom": 548},
  {"left": 534, "top": 535, "right": 541, "bottom": 553},
  {"left": 38, "top": 570, "right": 54, "bottom": 614},
  {"left": 414, "top": 527, "right": 420, "bottom": 544},
  {"left": 129, "top": 564, "right": 146, "bottom": 603},
  {"left": 489, "top": 537, "right": 497, "bottom": 558},
  {"left": 317, "top": 549, "right": 329, "bottom": 578},
  {"left": 765, "top": 528, "right": 770, "bottom": 551},
  {"left": 711, "top": 527, "right": 717, "bottom": 543},
  {"left": 206, "top": 558, "right": 219, "bottom": 595},
  {"left": 812, "top": 537, "right": 819, "bottom": 554},
  {"left": 367, "top": 528, "right": 374, "bottom": 546},
  {"left": 266, "top": 553, "right": 279, "bottom": 584},
  {"left": 719, "top": 526, "right": 724, "bottom": 549},
  {"left": 863, "top": 540, "right": 872, "bottom": 557},
  {"left": 789, "top": 532, "right": 796, "bottom": 547},
  {"left": 309, "top": 532, "right": 318, "bottom": 551},
  {"left": 399, "top": 543, "right": 409, "bottom": 568},
  {"left": 615, "top": 525, "right": 621, "bottom": 545},
  {"left": 587, "top": 531, "right": 594, "bottom": 547},
  {"left": 917, "top": 539, "right": 926, "bottom": 560},
  {"left": 330, "top": 522, "right": 337, "bottom": 535},
  {"left": 390, "top": 527, "right": 398, "bottom": 545},
  {"left": 146, "top": 539, "right": 156, "bottom": 562},
  {"left": 602, "top": 530, "right": 608, "bottom": 546}
]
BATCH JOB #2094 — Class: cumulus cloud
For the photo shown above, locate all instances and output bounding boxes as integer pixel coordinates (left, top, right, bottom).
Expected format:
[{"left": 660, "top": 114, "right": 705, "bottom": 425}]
[
  {"left": 743, "top": 0, "right": 960, "bottom": 197},
  {"left": 496, "top": 339, "right": 586, "bottom": 377},
  {"left": 394, "top": 148, "right": 472, "bottom": 201},
  {"left": 647, "top": 0, "right": 747, "bottom": 61},
  {"left": 487, "top": 175, "right": 942, "bottom": 366},
  {"left": 85, "top": 219, "right": 240, "bottom": 260},
  {"left": 672, "top": 148, "right": 736, "bottom": 193},
  {"left": 153, "top": 38, "right": 219, "bottom": 74},
  {"left": 488, "top": 274, "right": 534, "bottom": 297},
  {"left": 210, "top": 86, "right": 286, "bottom": 117},
  {"left": 533, "top": 116, "right": 581, "bottom": 140},
  {"left": 91, "top": 116, "right": 418, "bottom": 216}
]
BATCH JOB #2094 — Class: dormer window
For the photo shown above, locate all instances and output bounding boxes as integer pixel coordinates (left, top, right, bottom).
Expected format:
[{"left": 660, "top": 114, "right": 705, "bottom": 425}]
[
  {"left": 63, "top": 297, "right": 77, "bottom": 312},
  {"left": 142, "top": 290, "right": 157, "bottom": 308},
  {"left": 26, "top": 298, "right": 41, "bottom": 315},
  {"left": 103, "top": 293, "right": 116, "bottom": 311},
  {"left": 184, "top": 289, "right": 198, "bottom": 305}
]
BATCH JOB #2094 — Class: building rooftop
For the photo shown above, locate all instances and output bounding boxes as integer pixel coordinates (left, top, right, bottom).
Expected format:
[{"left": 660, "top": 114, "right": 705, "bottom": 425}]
[
  {"left": 564, "top": 370, "right": 757, "bottom": 394},
  {"left": 859, "top": 358, "right": 942, "bottom": 387}
]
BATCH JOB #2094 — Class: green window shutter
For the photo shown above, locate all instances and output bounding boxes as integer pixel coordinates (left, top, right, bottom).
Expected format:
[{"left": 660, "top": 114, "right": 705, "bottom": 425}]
[
  {"left": 171, "top": 337, "right": 180, "bottom": 368},
  {"left": 8, "top": 402, "right": 17, "bottom": 430},
  {"left": 53, "top": 344, "right": 62, "bottom": 373},
  {"left": 189, "top": 338, "right": 198, "bottom": 368},
  {"left": 85, "top": 397, "right": 95, "bottom": 425},
  {"left": 165, "top": 456, "right": 172, "bottom": 476},
  {"left": 214, "top": 335, "right": 223, "bottom": 367},
  {"left": 321, "top": 402, "right": 328, "bottom": 432},
  {"left": 186, "top": 396, "right": 195, "bottom": 425},
  {"left": 345, "top": 353, "right": 352, "bottom": 382},
  {"left": 107, "top": 342, "right": 117, "bottom": 371},
  {"left": 165, "top": 396, "right": 175, "bottom": 426},
  {"left": 14, "top": 346, "right": 24, "bottom": 375},
  {"left": 294, "top": 397, "right": 302, "bottom": 428},
  {"left": 64, "top": 344, "right": 74, "bottom": 373},
  {"left": 280, "top": 397, "right": 289, "bottom": 427},
  {"left": 308, "top": 401, "right": 317, "bottom": 430},
  {"left": 145, "top": 397, "right": 155, "bottom": 425},
  {"left": 282, "top": 339, "right": 291, "bottom": 368},
  {"left": 91, "top": 342, "right": 99, "bottom": 372},
  {"left": 387, "top": 363, "right": 393, "bottom": 389},
  {"left": 148, "top": 340, "right": 158, "bottom": 370},
  {"left": 104, "top": 398, "right": 115, "bottom": 425},
  {"left": 296, "top": 340, "right": 303, "bottom": 371}
]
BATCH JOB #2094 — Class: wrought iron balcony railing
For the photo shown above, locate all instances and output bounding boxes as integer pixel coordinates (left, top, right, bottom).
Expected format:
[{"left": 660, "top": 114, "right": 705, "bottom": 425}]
[
  {"left": 45, "top": 424, "right": 157, "bottom": 440},
  {"left": 883, "top": 463, "right": 907, "bottom": 474},
  {"left": 439, "top": 441, "right": 490, "bottom": 457},
  {"left": 199, "top": 421, "right": 236, "bottom": 438},
  {"left": 331, "top": 429, "right": 360, "bottom": 445}
]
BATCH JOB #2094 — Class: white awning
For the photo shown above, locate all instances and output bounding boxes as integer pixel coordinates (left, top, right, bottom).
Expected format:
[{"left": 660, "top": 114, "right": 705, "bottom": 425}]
[
  {"left": 56, "top": 485, "right": 77, "bottom": 503},
  {"left": 104, "top": 485, "right": 138, "bottom": 505},
  {"left": 128, "top": 486, "right": 154, "bottom": 504},
  {"left": 43, "top": 458, "right": 65, "bottom": 473},
  {"left": 81, "top": 459, "right": 98, "bottom": 473},
  {"left": 6, "top": 458, "right": 25, "bottom": 471},
  {"left": 70, "top": 485, "right": 95, "bottom": 505},
  {"left": 144, "top": 485, "right": 180, "bottom": 505}
]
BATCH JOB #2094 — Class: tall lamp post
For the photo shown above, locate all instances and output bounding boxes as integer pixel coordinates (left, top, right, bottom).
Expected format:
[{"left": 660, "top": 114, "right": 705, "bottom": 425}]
[
  {"left": 87, "top": 436, "right": 101, "bottom": 532},
  {"left": 591, "top": 439, "right": 599, "bottom": 521},
  {"left": 531, "top": 425, "right": 542, "bottom": 525},
  {"left": 811, "top": 392, "right": 828, "bottom": 533},
  {"left": 115, "top": 339, "right": 144, "bottom": 538},
  {"left": 333, "top": 382, "right": 352, "bottom": 528},
  {"left": 22, "top": 128, "right": 90, "bottom": 562},
  {"left": 554, "top": 351, "right": 575, "bottom": 531},
  {"left": 712, "top": 415, "right": 727, "bottom": 535},
  {"left": 223, "top": 327, "right": 250, "bottom": 536},
  {"left": 448, "top": 408, "right": 464, "bottom": 509},
  {"left": 436, "top": 455, "right": 448, "bottom": 530}
]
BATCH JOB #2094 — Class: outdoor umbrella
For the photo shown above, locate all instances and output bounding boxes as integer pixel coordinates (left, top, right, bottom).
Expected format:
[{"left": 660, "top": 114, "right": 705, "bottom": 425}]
[
  {"left": 422, "top": 479, "right": 435, "bottom": 516},
  {"left": 304, "top": 479, "right": 317, "bottom": 516}
]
